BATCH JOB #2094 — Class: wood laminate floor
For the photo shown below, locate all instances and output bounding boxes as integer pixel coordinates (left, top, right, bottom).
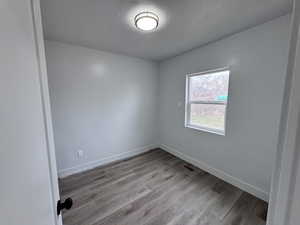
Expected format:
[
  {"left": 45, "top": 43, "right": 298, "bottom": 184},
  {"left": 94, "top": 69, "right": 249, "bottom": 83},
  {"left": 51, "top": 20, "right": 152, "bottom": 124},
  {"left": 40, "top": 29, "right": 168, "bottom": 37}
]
[{"left": 59, "top": 149, "right": 267, "bottom": 225}]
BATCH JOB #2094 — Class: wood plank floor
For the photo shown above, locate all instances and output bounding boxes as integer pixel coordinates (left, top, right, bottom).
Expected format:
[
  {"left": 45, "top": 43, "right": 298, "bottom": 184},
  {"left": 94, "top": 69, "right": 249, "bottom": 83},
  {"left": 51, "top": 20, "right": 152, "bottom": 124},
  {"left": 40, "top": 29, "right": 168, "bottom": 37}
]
[{"left": 59, "top": 149, "right": 267, "bottom": 225}]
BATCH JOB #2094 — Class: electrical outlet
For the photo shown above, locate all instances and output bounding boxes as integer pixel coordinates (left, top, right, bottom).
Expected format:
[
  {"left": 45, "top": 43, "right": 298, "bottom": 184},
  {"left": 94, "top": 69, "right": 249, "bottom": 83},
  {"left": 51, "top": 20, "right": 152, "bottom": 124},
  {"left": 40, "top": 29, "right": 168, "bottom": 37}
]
[{"left": 76, "top": 149, "right": 84, "bottom": 159}]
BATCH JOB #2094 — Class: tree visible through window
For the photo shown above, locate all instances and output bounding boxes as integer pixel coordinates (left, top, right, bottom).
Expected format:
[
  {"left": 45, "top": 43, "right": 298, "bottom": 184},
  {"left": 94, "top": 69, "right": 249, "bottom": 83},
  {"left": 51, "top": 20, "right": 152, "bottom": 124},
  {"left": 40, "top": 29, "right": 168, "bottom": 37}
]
[{"left": 185, "top": 69, "right": 230, "bottom": 135}]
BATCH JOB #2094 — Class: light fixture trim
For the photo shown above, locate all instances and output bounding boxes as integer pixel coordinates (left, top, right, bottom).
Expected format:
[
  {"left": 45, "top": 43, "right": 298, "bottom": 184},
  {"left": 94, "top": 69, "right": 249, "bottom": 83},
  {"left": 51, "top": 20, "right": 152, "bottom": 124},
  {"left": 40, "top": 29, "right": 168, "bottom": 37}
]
[{"left": 134, "top": 11, "right": 159, "bottom": 31}]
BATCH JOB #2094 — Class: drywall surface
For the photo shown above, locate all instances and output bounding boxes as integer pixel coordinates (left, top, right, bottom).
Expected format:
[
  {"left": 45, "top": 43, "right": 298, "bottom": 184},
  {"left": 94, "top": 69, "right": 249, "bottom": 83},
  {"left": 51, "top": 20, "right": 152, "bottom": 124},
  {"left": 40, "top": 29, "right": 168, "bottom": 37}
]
[
  {"left": 45, "top": 41, "right": 159, "bottom": 176},
  {"left": 158, "top": 15, "right": 290, "bottom": 200},
  {"left": 0, "top": 1, "right": 55, "bottom": 224},
  {"left": 289, "top": 153, "right": 300, "bottom": 225}
]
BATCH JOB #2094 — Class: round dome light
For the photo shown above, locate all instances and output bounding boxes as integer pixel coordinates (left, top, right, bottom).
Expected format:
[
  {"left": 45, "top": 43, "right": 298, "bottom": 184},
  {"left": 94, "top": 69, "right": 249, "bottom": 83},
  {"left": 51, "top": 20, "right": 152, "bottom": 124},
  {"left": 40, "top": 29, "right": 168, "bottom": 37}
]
[{"left": 134, "top": 12, "right": 159, "bottom": 31}]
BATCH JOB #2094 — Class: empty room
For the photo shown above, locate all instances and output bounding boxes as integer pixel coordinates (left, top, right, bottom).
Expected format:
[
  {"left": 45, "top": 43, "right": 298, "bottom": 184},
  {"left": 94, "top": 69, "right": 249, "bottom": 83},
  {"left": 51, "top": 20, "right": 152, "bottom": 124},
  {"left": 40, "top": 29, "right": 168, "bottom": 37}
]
[{"left": 2, "top": 0, "right": 300, "bottom": 225}]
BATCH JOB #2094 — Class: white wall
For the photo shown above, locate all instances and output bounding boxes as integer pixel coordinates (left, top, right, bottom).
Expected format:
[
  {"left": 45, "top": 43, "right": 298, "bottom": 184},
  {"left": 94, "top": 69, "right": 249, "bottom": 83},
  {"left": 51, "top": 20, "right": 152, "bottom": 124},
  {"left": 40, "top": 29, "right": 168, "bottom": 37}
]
[
  {"left": 0, "top": 1, "right": 56, "bottom": 224},
  {"left": 288, "top": 150, "right": 300, "bottom": 225},
  {"left": 286, "top": 20, "right": 300, "bottom": 224},
  {"left": 45, "top": 41, "right": 159, "bottom": 177},
  {"left": 267, "top": 8, "right": 300, "bottom": 223},
  {"left": 158, "top": 15, "right": 290, "bottom": 201},
  {"left": 288, "top": 151, "right": 300, "bottom": 225}
]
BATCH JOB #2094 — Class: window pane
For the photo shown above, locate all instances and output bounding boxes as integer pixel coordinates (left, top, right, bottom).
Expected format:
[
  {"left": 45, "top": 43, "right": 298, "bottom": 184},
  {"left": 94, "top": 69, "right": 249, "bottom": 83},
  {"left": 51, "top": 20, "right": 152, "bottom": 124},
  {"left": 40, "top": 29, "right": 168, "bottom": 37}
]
[
  {"left": 189, "top": 70, "right": 229, "bottom": 102},
  {"left": 189, "top": 104, "right": 225, "bottom": 131}
]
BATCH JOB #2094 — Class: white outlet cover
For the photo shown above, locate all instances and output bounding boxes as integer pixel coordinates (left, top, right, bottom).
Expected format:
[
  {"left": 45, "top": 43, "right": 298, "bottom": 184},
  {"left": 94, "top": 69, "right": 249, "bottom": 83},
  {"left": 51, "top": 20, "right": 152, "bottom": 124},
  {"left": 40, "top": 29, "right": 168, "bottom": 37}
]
[{"left": 77, "top": 150, "right": 84, "bottom": 158}]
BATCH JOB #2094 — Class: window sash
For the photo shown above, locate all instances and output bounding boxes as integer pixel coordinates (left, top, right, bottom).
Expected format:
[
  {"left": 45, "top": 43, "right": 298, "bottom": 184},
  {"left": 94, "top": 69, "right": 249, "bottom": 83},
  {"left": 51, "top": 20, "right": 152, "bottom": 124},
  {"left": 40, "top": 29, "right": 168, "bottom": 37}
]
[{"left": 185, "top": 102, "right": 227, "bottom": 135}]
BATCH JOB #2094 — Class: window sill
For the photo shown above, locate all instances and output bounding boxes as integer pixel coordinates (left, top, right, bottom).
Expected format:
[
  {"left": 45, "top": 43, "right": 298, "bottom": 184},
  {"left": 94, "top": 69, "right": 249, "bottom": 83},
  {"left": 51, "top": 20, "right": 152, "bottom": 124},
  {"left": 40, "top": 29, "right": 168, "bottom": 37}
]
[{"left": 185, "top": 124, "right": 225, "bottom": 136}]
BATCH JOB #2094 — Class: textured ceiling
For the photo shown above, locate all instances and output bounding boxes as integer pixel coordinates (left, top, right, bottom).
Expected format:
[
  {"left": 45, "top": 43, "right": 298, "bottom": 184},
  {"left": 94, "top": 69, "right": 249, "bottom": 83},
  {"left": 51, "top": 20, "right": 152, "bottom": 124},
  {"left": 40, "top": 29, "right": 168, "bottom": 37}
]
[{"left": 41, "top": 0, "right": 292, "bottom": 61}]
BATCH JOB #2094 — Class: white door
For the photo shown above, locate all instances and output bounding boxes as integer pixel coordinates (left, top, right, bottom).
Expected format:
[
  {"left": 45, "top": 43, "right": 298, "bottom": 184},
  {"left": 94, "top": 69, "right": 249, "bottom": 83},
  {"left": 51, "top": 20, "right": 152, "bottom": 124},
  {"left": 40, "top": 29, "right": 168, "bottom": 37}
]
[{"left": 0, "top": 0, "right": 61, "bottom": 225}]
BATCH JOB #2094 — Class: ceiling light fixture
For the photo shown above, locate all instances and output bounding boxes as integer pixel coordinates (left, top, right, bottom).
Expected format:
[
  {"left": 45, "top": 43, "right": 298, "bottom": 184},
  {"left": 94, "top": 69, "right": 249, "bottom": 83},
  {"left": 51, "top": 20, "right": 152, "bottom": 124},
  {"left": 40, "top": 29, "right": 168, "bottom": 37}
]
[{"left": 134, "top": 12, "right": 159, "bottom": 31}]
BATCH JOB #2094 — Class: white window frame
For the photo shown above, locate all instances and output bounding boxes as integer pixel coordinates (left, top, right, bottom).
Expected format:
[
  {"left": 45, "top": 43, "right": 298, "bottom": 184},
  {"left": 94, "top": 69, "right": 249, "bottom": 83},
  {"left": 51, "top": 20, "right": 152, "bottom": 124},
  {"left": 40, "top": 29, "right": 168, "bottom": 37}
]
[{"left": 185, "top": 68, "right": 230, "bottom": 136}]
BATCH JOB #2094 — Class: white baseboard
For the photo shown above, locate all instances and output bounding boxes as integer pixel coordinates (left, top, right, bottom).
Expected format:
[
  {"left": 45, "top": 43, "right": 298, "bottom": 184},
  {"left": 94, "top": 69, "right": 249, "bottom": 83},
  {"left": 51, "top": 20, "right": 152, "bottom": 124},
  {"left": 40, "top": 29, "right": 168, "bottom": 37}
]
[
  {"left": 160, "top": 144, "right": 269, "bottom": 202},
  {"left": 58, "top": 144, "right": 158, "bottom": 178}
]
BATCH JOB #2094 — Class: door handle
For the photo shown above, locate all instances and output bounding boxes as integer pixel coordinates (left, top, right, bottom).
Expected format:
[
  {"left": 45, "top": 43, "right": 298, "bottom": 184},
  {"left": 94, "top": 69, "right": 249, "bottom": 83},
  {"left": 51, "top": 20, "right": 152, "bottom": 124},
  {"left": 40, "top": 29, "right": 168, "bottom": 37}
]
[{"left": 57, "top": 198, "right": 73, "bottom": 215}]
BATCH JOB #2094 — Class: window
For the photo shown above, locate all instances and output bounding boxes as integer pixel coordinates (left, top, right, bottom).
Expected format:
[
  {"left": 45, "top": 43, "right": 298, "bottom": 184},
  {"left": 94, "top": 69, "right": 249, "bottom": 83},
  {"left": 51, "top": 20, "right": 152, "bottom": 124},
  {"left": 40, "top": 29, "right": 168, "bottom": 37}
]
[{"left": 185, "top": 68, "right": 230, "bottom": 135}]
